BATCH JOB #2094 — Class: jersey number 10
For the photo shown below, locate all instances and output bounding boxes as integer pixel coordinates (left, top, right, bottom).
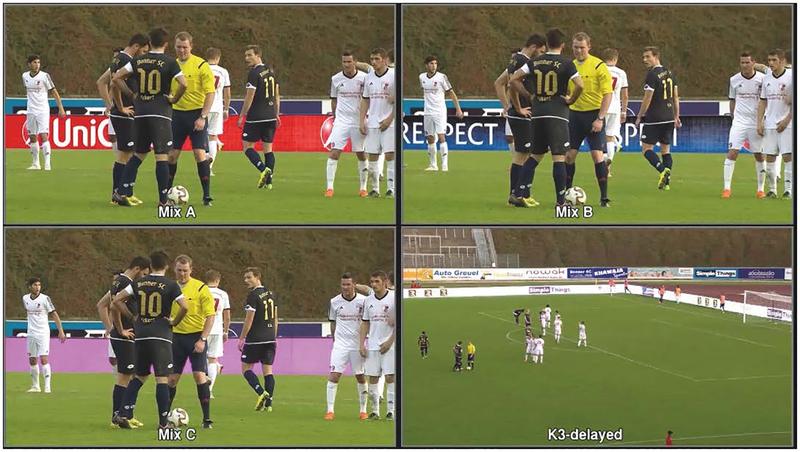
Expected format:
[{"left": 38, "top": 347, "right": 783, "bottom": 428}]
[
  {"left": 533, "top": 69, "right": 558, "bottom": 96},
  {"left": 137, "top": 69, "right": 163, "bottom": 95},
  {"left": 138, "top": 291, "right": 163, "bottom": 317}
]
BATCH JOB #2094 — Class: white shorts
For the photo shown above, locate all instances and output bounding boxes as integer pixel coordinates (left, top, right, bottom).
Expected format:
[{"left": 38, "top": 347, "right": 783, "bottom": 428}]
[
  {"left": 27, "top": 335, "right": 50, "bottom": 357},
  {"left": 207, "top": 334, "right": 224, "bottom": 358},
  {"left": 208, "top": 112, "right": 224, "bottom": 136},
  {"left": 108, "top": 340, "right": 116, "bottom": 358},
  {"left": 545, "top": 313, "right": 551, "bottom": 321},
  {"left": 329, "top": 347, "right": 365, "bottom": 374},
  {"left": 540, "top": 321, "right": 547, "bottom": 328},
  {"left": 424, "top": 114, "right": 447, "bottom": 136},
  {"left": 526, "top": 346, "right": 535, "bottom": 354},
  {"left": 26, "top": 111, "right": 50, "bottom": 135},
  {"left": 762, "top": 128, "right": 793, "bottom": 156},
  {"left": 554, "top": 328, "right": 562, "bottom": 335},
  {"left": 364, "top": 127, "right": 395, "bottom": 155},
  {"left": 728, "top": 125, "right": 762, "bottom": 152},
  {"left": 579, "top": 334, "right": 587, "bottom": 340},
  {"left": 533, "top": 350, "right": 543, "bottom": 356},
  {"left": 328, "top": 122, "right": 365, "bottom": 152},
  {"left": 605, "top": 113, "right": 622, "bottom": 139},
  {"left": 365, "top": 347, "right": 395, "bottom": 376}
]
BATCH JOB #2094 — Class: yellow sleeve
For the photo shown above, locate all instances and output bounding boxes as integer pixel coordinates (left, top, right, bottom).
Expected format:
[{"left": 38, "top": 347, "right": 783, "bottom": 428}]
[
  {"left": 201, "top": 62, "right": 216, "bottom": 95},
  {"left": 598, "top": 61, "right": 613, "bottom": 95},
  {"left": 200, "top": 285, "right": 215, "bottom": 317}
]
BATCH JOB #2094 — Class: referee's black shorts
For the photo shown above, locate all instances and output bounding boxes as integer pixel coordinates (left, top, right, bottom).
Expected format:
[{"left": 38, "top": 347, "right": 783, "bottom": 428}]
[
  {"left": 532, "top": 117, "right": 570, "bottom": 156},
  {"left": 171, "top": 332, "right": 208, "bottom": 375},
  {"left": 172, "top": 109, "right": 209, "bottom": 152},
  {"left": 569, "top": 109, "right": 605, "bottom": 151}
]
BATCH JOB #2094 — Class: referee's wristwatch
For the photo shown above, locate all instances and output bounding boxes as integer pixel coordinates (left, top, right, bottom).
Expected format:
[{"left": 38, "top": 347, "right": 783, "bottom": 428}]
[
  {"left": 200, "top": 113, "right": 208, "bottom": 120},
  {"left": 200, "top": 336, "right": 208, "bottom": 342}
]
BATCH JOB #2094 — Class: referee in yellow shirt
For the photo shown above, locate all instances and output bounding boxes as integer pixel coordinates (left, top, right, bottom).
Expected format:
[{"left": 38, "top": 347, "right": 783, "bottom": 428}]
[
  {"left": 169, "top": 31, "right": 216, "bottom": 206},
  {"left": 466, "top": 341, "right": 476, "bottom": 370},
  {"left": 567, "top": 32, "right": 613, "bottom": 207},
  {"left": 168, "top": 254, "right": 216, "bottom": 428}
]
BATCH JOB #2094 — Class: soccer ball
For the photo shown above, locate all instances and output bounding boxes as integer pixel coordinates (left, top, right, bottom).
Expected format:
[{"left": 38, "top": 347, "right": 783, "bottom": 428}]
[
  {"left": 565, "top": 186, "right": 587, "bottom": 206},
  {"left": 167, "top": 185, "right": 189, "bottom": 205},
  {"left": 167, "top": 408, "right": 189, "bottom": 427}
]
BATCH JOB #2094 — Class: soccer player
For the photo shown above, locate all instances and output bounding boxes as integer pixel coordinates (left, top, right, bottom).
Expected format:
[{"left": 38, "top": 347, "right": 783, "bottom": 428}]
[
  {"left": 112, "top": 28, "right": 188, "bottom": 207},
  {"left": 525, "top": 326, "right": 533, "bottom": 338},
  {"left": 722, "top": 52, "right": 766, "bottom": 198},
  {"left": 544, "top": 304, "right": 552, "bottom": 327},
  {"left": 239, "top": 267, "right": 279, "bottom": 412},
  {"left": 532, "top": 334, "right": 544, "bottom": 364},
  {"left": 495, "top": 34, "right": 546, "bottom": 207},
  {"left": 658, "top": 285, "right": 666, "bottom": 304},
  {"left": 539, "top": 309, "right": 547, "bottom": 335},
  {"left": 325, "top": 273, "right": 369, "bottom": 420},
  {"left": 510, "top": 28, "right": 584, "bottom": 206},
  {"left": 523, "top": 308, "right": 532, "bottom": 328},
  {"left": 624, "top": 277, "right": 631, "bottom": 294},
  {"left": 23, "top": 277, "right": 66, "bottom": 393},
  {"left": 418, "top": 331, "right": 429, "bottom": 358},
  {"left": 205, "top": 269, "right": 231, "bottom": 399},
  {"left": 238, "top": 45, "right": 281, "bottom": 189},
  {"left": 512, "top": 308, "right": 525, "bottom": 324},
  {"left": 498, "top": 48, "right": 522, "bottom": 154},
  {"left": 635, "top": 46, "right": 680, "bottom": 191},
  {"left": 420, "top": 54, "right": 463, "bottom": 172},
  {"left": 565, "top": 32, "right": 613, "bottom": 207},
  {"left": 453, "top": 341, "right": 463, "bottom": 371},
  {"left": 359, "top": 48, "right": 396, "bottom": 198},
  {"left": 96, "top": 256, "right": 151, "bottom": 425},
  {"left": 466, "top": 341, "right": 476, "bottom": 370},
  {"left": 23, "top": 55, "right": 66, "bottom": 171},
  {"left": 168, "top": 255, "right": 216, "bottom": 428},
  {"left": 554, "top": 315, "right": 563, "bottom": 344},
  {"left": 359, "top": 271, "right": 396, "bottom": 420},
  {"left": 602, "top": 48, "right": 629, "bottom": 176},
  {"left": 609, "top": 279, "right": 616, "bottom": 295},
  {"left": 720, "top": 294, "right": 726, "bottom": 312},
  {"left": 326, "top": 51, "right": 369, "bottom": 197},
  {"left": 112, "top": 250, "right": 188, "bottom": 430},
  {"left": 97, "top": 34, "right": 150, "bottom": 203},
  {"left": 756, "top": 48, "right": 793, "bottom": 198},
  {"left": 524, "top": 335, "right": 534, "bottom": 362},
  {"left": 206, "top": 47, "right": 231, "bottom": 176},
  {"left": 675, "top": 285, "right": 682, "bottom": 303},
  {"left": 577, "top": 321, "right": 587, "bottom": 347}
]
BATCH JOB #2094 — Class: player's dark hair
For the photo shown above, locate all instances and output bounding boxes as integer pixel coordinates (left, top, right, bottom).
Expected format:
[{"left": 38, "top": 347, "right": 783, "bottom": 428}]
[
  {"left": 740, "top": 51, "right": 753, "bottom": 59},
  {"left": 572, "top": 31, "right": 591, "bottom": 44},
  {"left": 370, "top": 47, "right": 388, "bottom": 59},
  {"left": 128, "top": 256, "right": 151, "bottom": 271},
  {"left": 341, "top": 50, "right": 354, "bottom": 58},
  {"left": 245, "top": 45, "right": 262, "bottom": 56},
  {"left": 149, "top": 250, "right": 170, "bottom": 271},
  {"left": 511, "top": 47, "right": 522, "bottom": 55},
  {"left": 113, "top": 47, "right": 124, "bottom": 54},
  {"left": 128, "top": 33, "right": 150, "bottom": 47},
  {"left": 525, "top": 34, "right": 546, "bottom": 49},
  {"left": 643, "top": 46, "right": 660, "bottom": 58},
  {"left": 148, "top": 28, "right": 169, "bottom": 48},
  {"left": 602, "top": 48, "right": 619, "bottom": 61},
  {"left": 175, "top": 31, "right": 193, "bottom": 44},
  {"left": 175, "top": 254, "right": 193, "bottom": 267},
  {"left": 27, "top": 54, "right": 40, "bottom": 64},
  {"left": 424, "top": 55, "right": 438, "bottom": 64},
  {"left": 545, "top": 29, "right": 566, "bottom": 49},
  {"left": 26, "top": 277, "right": 41, "bottom": 287},
  {"left": 341, "top": 272, "right": 353, "bottom": 280},
  {"left": 244, "top": 267, "right": 262, "bottom": 279},
  {"left": 768, "top": 48, "right": 786, "bottom": 60},
  {"left": 370, "top": 270, "right": 388, "bottom": 281},
  {"left": 205, "top": 269, "right": 221, "bottom": 283},
  {"left": 206, "top": 47, "right": 222, "bottom": 60}
]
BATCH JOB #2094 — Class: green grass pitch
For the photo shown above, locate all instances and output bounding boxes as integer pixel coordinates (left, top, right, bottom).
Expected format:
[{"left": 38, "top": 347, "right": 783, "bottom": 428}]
[
  {"left": 5, "top": 150, "right": 394, "bottom": 224},
  {"left": 402, "top": 294, "right": 793, "bottom": 446},
  {"left": 402, "top": 150, "right": 793, "bottom": 224},
  {"left": 4, "top": 373, "right": 394, "bottom": 446}
]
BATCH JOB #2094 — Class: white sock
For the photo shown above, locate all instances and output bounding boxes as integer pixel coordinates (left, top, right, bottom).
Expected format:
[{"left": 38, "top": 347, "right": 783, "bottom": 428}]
[
  {"left": 723, "top": 158, "right": 736, "bottom": 190},
  {"left": 368, "top": 160, "right": 380, "bottom": 192},
  {"left": 386, "top": 158, "right": 395, "bottom": 192},
  {"left": 357, "top": 160, "right": 368, "bottom": 191},
  {"left": 377, "top": 153, "right": 385, "bottom": 177},
  {"left": 767, "top": 162, "right": 777, "bottom": 193},
  {"left": 368, "top": 383, "right": 380, "bottom": 415},
  {"left": 42, "top": 142, "right": 51, "bottom": 167},
  {"left": 30, "top": 141, "right": 40, "bottom": 166},
  {"left": 784, "top": 160, "right": 792, "bottom": 194},
  {"left": 756, "top": 160, "right": 766, "bottom": 192},
  {"left": 208, "top": 362, "right": 218, "bottom": 388},
  {"left": 357, "top": 382, "right": 368, "bottom": 412},
  {"left": 386, "top": 382, "right": 395, "bottom": 415},
  {"left": 773, "top": 158, "right": 782, "bottom": 179},
  {"left": 42, "top": 363, "right": 51, "bottom": 390},
  {"left": 326, "top": 158, "right": 338, "bottom": 190},
  {"left": 427, "top": 142, "right": 437, "bottom": 167},
  {"left": 606, "top": 141, "right": 616, "bottom": 162},
  {"left": 377, "top": 375, "right": 385, "bottom": 398},
  {"left": 326, "top": 381, "right": 338, "bottom": 413},
  {"left": 208, "top": 140, "right": 218, "bottom": 166},
  {"left": 30, "top": 364, "right": 40, "bottom": 388},
  {"left": 440, "top": 142, "right": 449, "bottom": 169}
]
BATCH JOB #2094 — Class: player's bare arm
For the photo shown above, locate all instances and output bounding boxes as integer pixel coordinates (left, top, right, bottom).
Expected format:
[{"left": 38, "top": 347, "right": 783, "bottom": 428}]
[
  {"left": 196, "top": 91, "right": 215, "bottom": 131},
  {"left": 756, "top": 98, "right": 767, "bottom": 136},
  {"left": 729, "top": 98, "right": 735, "bottom": 121},
  {"left": 222, "top": 308, "right": 231, "bottom": 341},
  {"left": 359, "top": 319, "right": 370, "bottom": 357},
  {"left": 96, "top": 69, "right": 113, "bottom": 115},
  {"left": 222, "top": 85, "right": 231, "bottom": 120},
  {"left": 636, "top": 89, "right": 654, "bottom": 127},
  {"left": 355, "top": 284, "right": 372, "bottom": 296},
  {"left": 110, "top": 305, "right": 129, "bottom": 339},
  {"left": 275, "top": 85, "right": 282, "bottom": 127},
  {"left": 238, "top": 309, "right": 255, "bottom": 351},
  {"left": 196, "top": 314, "right": 215, "bottom": 353},
  {"left": 237, "top": 87, "right": 256, "bottom": 128},
  {"left": 447, "top": 88, "right": 464, "bottom": 119},
  {"left": 777, "top": 97, "right": 792, "bottom": 132},
  {"left": 620, "top": 85, "right": 629, "bottom": 122},
  {"left": 169, "top": 74, "right": 188, "bottom": 105},
  {"left": 96, "top": 290, "right": 113, "bottom": 333},
  {"left": 169, "top": 296, "right": 188, "bottom": 327},
  {"left": 673, "top": 85, "right": 681, "bottom": 128},
  {"left": 50, "top": 88, "right": 66, "bottom": 118},
  {"left": 508, "top": 69, "right": 533, "bottom": 115},
  {"left": 50, "top": 310, "right": 67, "bottom": 342},
  {"left": 111, "top": 290, "right": 135, "bottom": 321},
  {"left": 494, "top": 70, "right": 511, "bottom": 113},
  {"left": 355, "top": 61, "right": 371, "bottom": 73},
  {"left": 111, "top": 67, "right": 135, "bottom": 116},
  {"left": 380, "top": 328, "right": 395, "bottom": 354},
  {"left": 330, "top": 320, "right": 336, "bottom": 343},
  {"left": 273, "top": 307, "right": 279, "bottom": 337},
  {"left": 359, "top": 97, "right": 370, "bottom": 135}
]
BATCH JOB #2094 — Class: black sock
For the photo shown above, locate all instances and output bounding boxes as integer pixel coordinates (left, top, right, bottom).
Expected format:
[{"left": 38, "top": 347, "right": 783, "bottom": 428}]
[
  {"left": 553, "top": 161, "right": 567, "bottom": 205},
  {"left": 156, "top": 161, "right": 170, "bottom": 204},
  {"left": 119, "top": 156, "right": 143, "bottom": 196},
  {"left": 168, "top": 163, "right": 178, "bottom": 189},
  {"left": 156, "top": 383, "right": 171, "bottom": 427},
  {"left": 565, "top": 162, "right": 576, "bottom": 189},
  {"left": 264, "top": 374, "right": 275, "bottom": 397},
  {"left": 244, "top": 148, "right": 266, "bottom": 172},
  {"left": 510, "top": 163, "right": 523, "bottom": 196},
  {"left": 120, "top": 377, "right": 144, "bottom": 418},
  {"left": 662, "top": 153, "right": 673, "bottom": 170},
  {"left": 112, "top": 162, "right": 126, "bottom": 195},
  {"left": 264, "top": 152, "right": 275, "bottom": 172},
  {"left": 522, "top": 158, "right": 540, "bottom": 198},
  {"left": 169, "top": 385, "right": 177, "bottom": 405},
  {"left": 197, "top": 160, "right": 211, "bottom": 199},
  {"left": 197, "top": 381, "right": 211, "bottom": 421},
  {"left": 594, "top": 161, "right": 609, "bottom": 200},
  {"left": 643, "top": 150, "right": 664, "bottom": 172},
  {"left": 113, "top": 384, "right": 126, "bottom": 419},
  {"left": 243, "top": 370, "right": 264, "bottom": 395}
]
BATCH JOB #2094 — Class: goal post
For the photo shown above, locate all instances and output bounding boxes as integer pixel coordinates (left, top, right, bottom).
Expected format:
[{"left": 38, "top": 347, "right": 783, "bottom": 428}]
[{"left": 743, "top": 290, "right": 793, "bottom": 324}]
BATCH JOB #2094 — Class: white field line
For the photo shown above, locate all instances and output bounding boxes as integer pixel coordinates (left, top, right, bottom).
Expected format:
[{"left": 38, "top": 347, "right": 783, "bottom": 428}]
[
  {"left": 629, "top": 298, "right": 790, "bottom": 332},
  {"left": 650, "top": 319, "right": 776, "bottom": 348},
  {"left": 619, "top": 431, "right": 792, "bottom": 445}
]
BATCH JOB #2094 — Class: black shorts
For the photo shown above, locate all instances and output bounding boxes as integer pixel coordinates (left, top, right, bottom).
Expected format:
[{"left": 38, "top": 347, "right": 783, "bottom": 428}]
[
  {"left": 569, "top": 110, "right": 605, "bottom": 151},
  {"left": 242, "top": 120, "right": 277, "bottom": 144},
  {"left": 507, "top": 116, "right": 534, "bottom": 153},
  {"left": 110, "top": 337, "right": 136, "bottom": 375},
  {"left": 420, "top": 345, "right": 428, "bottom": 352},
  {"left": 241, "top": 342, "right": 276, "bottom": 364},
  {"left": 135, "top": 337, "right": 173, "bottom": 377},
  {"left": 171, "top": 332, "right": 208, "bottom": 375},
  {"left": 134, "top": 116, "right": 173, "bottom": 154},
  {"left": 641, "top": 122, "right": 674, "bottom": 146},
  {"left": 467, "top": 354, "right": 475, "bottom": 361},
  {"left": 532, "top": 117, "right": 570, "bottom": 156},
  {"left": 172, "top": 109, "right": 209, "bottom": 152},
  {"left": 110, "top": 115, "right": 136, "bottom": 152}
]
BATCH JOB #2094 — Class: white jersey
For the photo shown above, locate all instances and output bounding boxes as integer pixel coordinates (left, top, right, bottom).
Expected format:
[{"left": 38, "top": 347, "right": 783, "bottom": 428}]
[
  {"left": 331, "top": 70, "right": 368, "bottom": 126},
  {"left": 361, "top": 289, "right": 395, "bottom": 351},
  {"left": 539, "top": 312, "right": 546, "bottom": 322},
  {"left": 544, "top": 307, "right": 552, "bottom": 318},
  {"left": 579, "top": 324, "right": 587, "bottom": 337},
  {"left": 329, "top": 292, "right": 367, "bottom": 351},
  {"left": 419, "top": 71, "right": 453, "bottom": 116},
  {"left": 362, "top": 67, "right": 395, "bottom": 128},
  {"left": 533, "top": 337, "right": 544, "bottom": 353},
  {"left": 554, "top": 318, "right": 563, "bottom": 332},
  {"left": 607, "top": 65, "right": 629, "bottom": 115},
  {"left": 761, "top": 68, "right": 793, "bottom": 129},
  {"left": 209, "top": 64, "right": 231, "bottom": 114},
  {"left": 208, "top": 287, "right": 230, "bottom": 335},
  {"left": 23, "top": 71, "right": 55, "bottom": 115},
  {"left": 729, "top": 71, "right": 764, "bottom": 128},
  {"left": 23, "top": 293, "right": 55, "bottom": 337},
  {"left": 525, "top": 336, "right": 535, "bottom": 352}
]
